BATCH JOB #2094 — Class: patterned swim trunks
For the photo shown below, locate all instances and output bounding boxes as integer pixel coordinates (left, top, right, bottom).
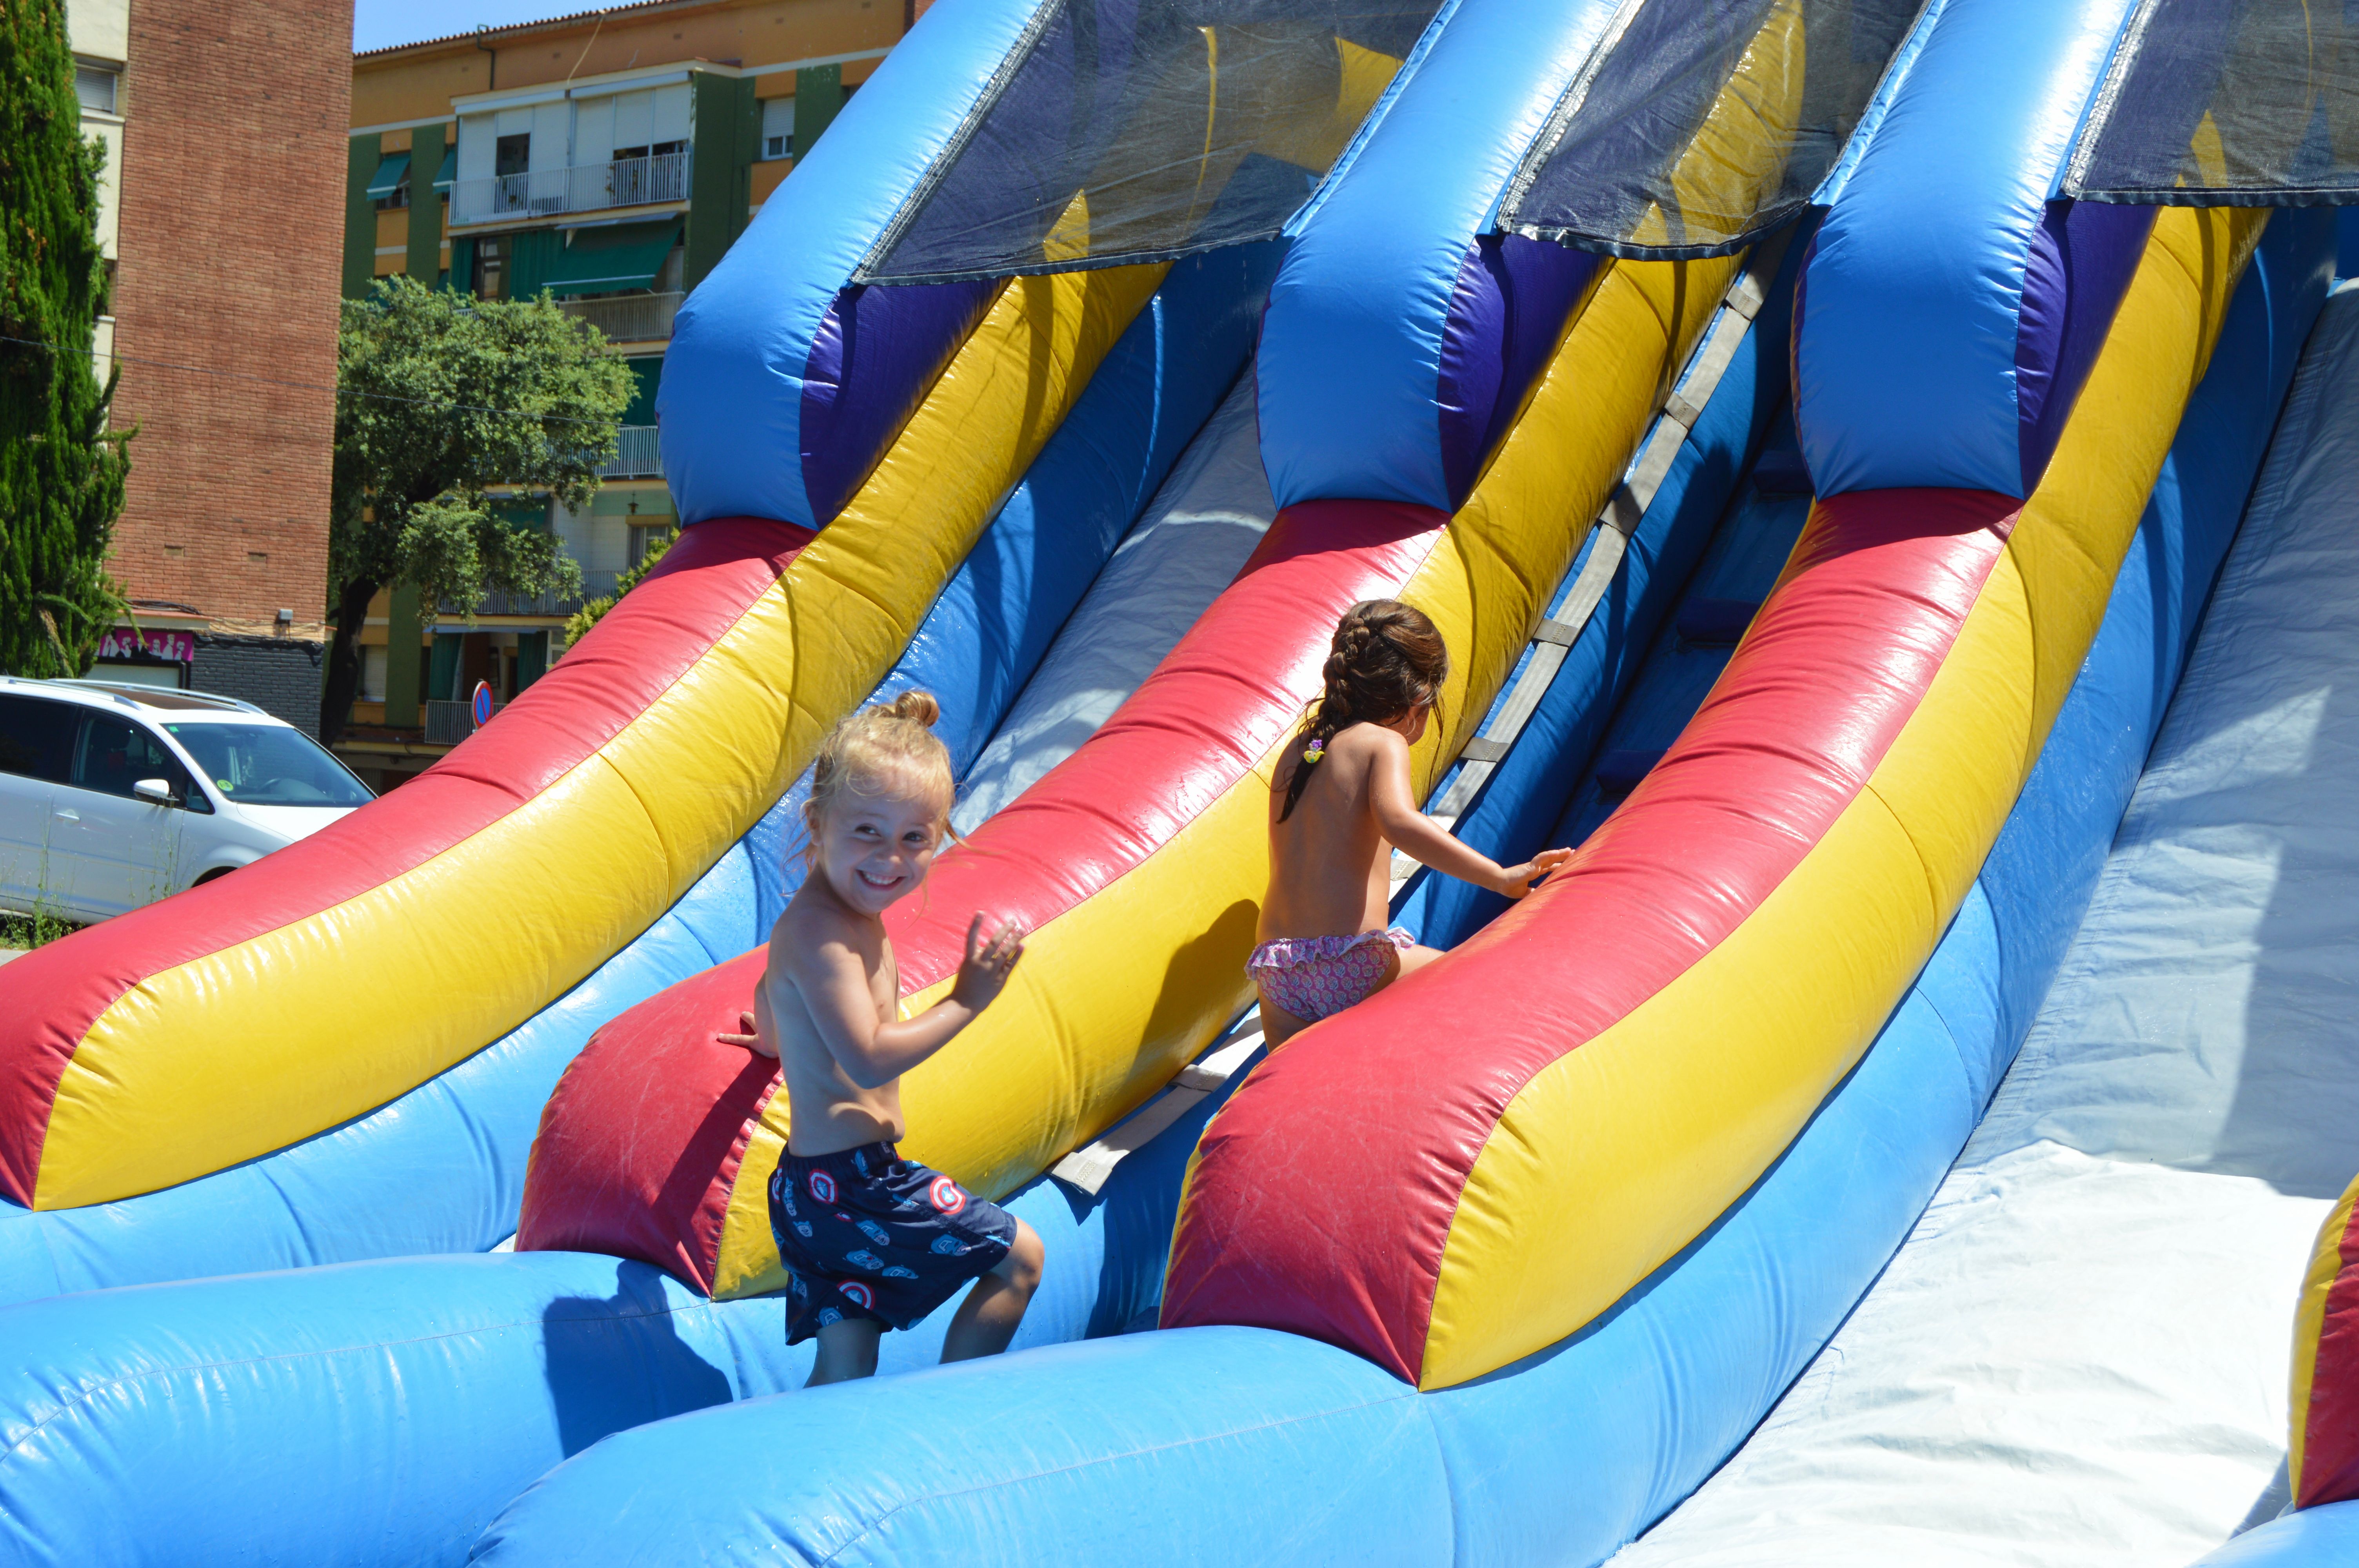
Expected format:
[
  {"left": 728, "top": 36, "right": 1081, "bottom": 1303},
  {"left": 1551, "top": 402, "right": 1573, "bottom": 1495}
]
[
  {"left": 1246, "top": 926, "right": 1415, "bottom": 1024},
  {"left": 767, "top": 1141, "right": 1016, "bottom": 1345}
]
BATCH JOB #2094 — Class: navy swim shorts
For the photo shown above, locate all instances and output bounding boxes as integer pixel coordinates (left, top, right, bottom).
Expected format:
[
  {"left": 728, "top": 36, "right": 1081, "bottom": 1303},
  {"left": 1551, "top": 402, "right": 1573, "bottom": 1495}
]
[{"left": 766, "top": 1141, "right": 1016, "bottom": 1344}]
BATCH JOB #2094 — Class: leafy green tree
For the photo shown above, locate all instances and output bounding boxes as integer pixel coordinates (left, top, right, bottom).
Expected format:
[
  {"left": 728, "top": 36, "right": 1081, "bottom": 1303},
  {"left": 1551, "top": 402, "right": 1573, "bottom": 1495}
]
[
  {"left": 560, "top": 527, "right": 670, "bottom": 648},
  {"left": 0, "top": 0, "right": 130, "bottom": 677},
  {"left": 325, "top": 275, "right": 632, "bottom": 740}
]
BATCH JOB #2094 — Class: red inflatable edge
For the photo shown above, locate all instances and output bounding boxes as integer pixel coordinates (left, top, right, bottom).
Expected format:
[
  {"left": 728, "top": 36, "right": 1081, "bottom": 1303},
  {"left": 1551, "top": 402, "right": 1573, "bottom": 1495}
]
[
  {"left": 1160, "top": 487, "right": 2022, "bottom": 1383},
  {"left": 2302, "top": 1199, "right": 2359, "bottom": 1507},
  {"left": 0, "top": 519, "right": 812, "bottom": 1209}
]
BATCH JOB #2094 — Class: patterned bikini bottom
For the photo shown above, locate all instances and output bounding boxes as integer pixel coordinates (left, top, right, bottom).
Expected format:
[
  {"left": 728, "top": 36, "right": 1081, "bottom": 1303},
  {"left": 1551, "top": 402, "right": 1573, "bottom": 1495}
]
[{"left": 1246, "top": 926, "right": 1415, "bottom": 1025}]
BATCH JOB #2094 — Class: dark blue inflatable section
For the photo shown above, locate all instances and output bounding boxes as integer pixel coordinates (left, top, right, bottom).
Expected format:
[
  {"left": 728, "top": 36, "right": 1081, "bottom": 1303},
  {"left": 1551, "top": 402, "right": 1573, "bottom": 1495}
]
[
  {"left": 459, "top": 209, "right": 2335, "bottom": 1568},
  {"left": 0, "top": 245, "right": 1275, "bottom": 1310}
]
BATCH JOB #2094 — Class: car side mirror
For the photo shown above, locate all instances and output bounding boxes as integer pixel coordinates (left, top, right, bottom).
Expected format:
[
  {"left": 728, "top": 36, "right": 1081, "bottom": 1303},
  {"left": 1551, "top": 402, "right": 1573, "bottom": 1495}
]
[{"left": 133, "top": 778, "right": 176, "bottom": 806}]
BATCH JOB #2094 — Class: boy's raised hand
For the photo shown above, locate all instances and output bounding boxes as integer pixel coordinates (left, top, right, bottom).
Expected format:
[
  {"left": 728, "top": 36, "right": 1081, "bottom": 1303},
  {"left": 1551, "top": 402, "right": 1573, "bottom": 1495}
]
[
  {"left": 951, "top": 913, "right": 1027, "bottom": 1012},
  {"left": 1494, "top": 847, "right": 1573, "bottom": 900}
]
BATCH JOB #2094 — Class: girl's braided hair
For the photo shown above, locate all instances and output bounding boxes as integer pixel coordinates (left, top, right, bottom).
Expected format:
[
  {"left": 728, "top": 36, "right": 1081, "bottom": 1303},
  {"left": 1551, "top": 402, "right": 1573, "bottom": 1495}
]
[
  {"left": 801, "top": 690, "right": 955, "bottom": 866},
  {"left": 1277, "top": 599, "right": 1448, "bottom": 822}
]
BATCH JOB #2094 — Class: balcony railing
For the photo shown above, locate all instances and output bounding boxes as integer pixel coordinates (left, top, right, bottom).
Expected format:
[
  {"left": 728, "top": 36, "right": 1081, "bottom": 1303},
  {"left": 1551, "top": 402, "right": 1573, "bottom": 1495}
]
[
  {"left": 560, "top": 290, "right": 683, "bottom": 343},
  {"left": 423, "top": 699, "right": 491, "bottom": 745},
  {"left": 600, "top": 425, "right": 663, "bottom": 479},
  {"left": 452, "top": 150, "right": 691, "bottom": 225}
]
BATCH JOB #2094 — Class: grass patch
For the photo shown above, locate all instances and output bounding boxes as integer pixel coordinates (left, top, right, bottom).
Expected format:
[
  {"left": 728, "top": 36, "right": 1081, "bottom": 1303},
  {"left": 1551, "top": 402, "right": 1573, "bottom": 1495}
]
[{"left": 0, "top": 908, "right": 80, "bottom": 950}]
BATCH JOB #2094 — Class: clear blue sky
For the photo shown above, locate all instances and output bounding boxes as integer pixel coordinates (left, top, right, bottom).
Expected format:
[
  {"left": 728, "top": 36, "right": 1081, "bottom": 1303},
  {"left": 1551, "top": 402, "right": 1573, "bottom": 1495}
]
[{"left": 354, "top": 0, "right": 592, "bottom": 55}]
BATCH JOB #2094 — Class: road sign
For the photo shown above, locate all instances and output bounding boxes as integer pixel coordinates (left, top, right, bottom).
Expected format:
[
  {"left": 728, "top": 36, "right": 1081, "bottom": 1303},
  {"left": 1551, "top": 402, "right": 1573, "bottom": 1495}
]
[{"left": 471, "top": 680, "right": 495, "bottom": 729}]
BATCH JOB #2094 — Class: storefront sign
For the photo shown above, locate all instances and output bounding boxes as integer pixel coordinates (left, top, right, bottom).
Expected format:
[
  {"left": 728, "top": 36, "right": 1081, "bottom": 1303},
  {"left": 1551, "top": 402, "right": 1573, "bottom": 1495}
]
[{"left": 99, "top": 627, "right": 196, "bottom": 664}]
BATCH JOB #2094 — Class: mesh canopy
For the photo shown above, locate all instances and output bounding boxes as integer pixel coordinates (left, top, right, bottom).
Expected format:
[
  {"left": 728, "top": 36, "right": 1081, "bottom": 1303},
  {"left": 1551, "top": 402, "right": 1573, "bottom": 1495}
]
[
  {"left": 2065, "top": 0, "right": 2359, "bottom": 205},
  {"left": 855, "top": 0, "right": 1440, "bottom": 285},
  {"left": 1495, "top": 0, "right": 1922, "bottom": 260}
]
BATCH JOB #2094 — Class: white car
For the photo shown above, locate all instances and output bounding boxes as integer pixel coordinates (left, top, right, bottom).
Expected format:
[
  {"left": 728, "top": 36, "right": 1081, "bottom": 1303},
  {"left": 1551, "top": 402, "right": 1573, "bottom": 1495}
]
[{"left": 0, "top": 676, "right": 374, "bottom": 924}]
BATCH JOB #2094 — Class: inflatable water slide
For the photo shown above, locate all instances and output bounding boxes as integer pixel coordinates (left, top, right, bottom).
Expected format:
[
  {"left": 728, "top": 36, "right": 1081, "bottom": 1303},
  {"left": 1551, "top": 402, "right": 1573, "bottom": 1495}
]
[
  {"left": 0, "top": 0, "right": 1839, "bottom": 1561},
  {"left": 450, "top": 2, "right": 2359, "bottom": 1566},
  {"left": 8, "top": 0, "right": 2357, "bottom": 1564}
]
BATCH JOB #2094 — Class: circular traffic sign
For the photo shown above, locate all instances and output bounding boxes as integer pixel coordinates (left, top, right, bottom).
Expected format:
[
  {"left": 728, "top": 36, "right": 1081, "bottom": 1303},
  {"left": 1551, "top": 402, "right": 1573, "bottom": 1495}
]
[{"left": 471, "top": 679, "right": 494, "bottom": 729}]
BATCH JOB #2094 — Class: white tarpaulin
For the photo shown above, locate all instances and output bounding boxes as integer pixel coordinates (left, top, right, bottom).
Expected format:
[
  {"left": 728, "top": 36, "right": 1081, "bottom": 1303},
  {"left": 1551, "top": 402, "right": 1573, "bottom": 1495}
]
[
  {"left": 953, "top": 368, "right": 1276, "bottom": 831},
  {"left": 1612, "top": 285, "right": 2359, "bottom": 1566}
]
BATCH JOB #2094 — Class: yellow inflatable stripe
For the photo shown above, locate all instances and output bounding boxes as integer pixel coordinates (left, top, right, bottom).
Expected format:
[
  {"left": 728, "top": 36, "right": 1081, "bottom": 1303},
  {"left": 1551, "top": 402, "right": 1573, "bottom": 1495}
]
[
  {"left": 36, "top": 264, "right": 1167, "bottom": 1210},
  {"left": 711, "top": 252, "right": 1739, "bottom": 1299},
  {"left": 2291, "top": 1174, "right": 2359, "bottom": 1499},
  {"left": 1417, "top": 205, "right": 2264, "bottom": 1389}
]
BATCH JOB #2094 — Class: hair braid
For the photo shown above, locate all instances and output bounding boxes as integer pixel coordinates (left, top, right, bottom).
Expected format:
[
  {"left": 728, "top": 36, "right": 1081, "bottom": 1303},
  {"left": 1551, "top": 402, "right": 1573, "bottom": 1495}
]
[{"left": 1278, "top": 599, "right": 1450, "bottom": 822}]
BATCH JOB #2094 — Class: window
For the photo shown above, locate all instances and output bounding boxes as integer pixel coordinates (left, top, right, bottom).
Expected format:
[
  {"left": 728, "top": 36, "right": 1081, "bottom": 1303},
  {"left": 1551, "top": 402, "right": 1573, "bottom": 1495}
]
[
  {"left": 360, "top": 646, "right": 389, "bottom": 703},
  {"left": 629, "top": 523, "right": 676, "bottom": 565},
  {"left": 473, "top": 234, "right": 507, "bottom": 300},
  {"left": 72, "top": 715, "right": 201, "bottom": 808},
  {"left": 0, "top": 696, "right": 78, "bottom": 783},
  {"left": 75, "top": 64, "right": 117, "bottom": 116},
  {"left": 375, "top": 174, "right": 410, "bottom": 211},
  {"left": 495, "top": 132, "right": 531, "bottom": 178},
  {"left": 164, "top": 724, "right": 373, "bottom": 808},
  {"left": 761, "top": 97, "right": 796, "bottom": 161}
]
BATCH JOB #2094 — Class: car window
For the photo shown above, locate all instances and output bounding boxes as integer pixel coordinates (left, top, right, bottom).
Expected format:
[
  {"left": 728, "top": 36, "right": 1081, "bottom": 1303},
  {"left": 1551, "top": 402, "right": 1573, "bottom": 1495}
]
[
  {"left": 0, "top": 695, "right": 78, "bottom": 783},
  {"left": 164, "top": 722, "right": 373, "bottom": 808},
  {"left": 72, "top": 714, "right": 205, "bottom": 808}
]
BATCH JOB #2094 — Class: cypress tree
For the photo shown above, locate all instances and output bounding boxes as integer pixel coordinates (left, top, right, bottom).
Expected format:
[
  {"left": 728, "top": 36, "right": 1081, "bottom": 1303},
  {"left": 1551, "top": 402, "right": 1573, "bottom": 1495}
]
[{"left": 0, "top": 0, "right": 130, "bottom": 677}]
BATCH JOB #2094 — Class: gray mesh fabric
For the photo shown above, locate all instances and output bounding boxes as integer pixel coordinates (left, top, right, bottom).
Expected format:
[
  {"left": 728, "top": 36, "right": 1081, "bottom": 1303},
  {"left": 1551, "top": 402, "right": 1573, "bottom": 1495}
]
[
  {"left": 1495, "top": 0, "right": 1921, "bottom": 261},
  {"left": 856, "top": 0, "right": 1440, "bottom": 285}
]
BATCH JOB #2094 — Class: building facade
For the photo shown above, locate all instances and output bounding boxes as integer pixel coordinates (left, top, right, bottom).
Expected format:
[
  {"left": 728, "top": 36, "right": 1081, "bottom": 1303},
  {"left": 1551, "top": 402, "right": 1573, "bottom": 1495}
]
[
  {"left": 338, "top": 0, "right": 903, "bottom": 788},
  {"left": 65, "top": 0, "right": 351, "bottom": 728}
]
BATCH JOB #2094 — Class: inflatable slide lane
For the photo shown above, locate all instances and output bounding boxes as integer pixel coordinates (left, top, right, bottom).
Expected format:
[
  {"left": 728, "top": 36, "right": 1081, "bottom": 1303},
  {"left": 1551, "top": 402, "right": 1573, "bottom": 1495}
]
[
  {"left": 0, "top": 0, "right": 1428, "bottom": 1305},
  {"left": 463, "top": 4, "right": 2346, "bottom": 1565},
  {"left": 507, "top": 0, "right": 1755, "bottom": 1303}
]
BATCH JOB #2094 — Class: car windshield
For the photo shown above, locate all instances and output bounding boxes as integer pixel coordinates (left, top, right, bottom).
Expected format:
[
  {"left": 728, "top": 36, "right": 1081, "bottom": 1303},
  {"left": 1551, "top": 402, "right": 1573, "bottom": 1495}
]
[{"left": 164, "top": 722, "right": 374, "bottom": 808}]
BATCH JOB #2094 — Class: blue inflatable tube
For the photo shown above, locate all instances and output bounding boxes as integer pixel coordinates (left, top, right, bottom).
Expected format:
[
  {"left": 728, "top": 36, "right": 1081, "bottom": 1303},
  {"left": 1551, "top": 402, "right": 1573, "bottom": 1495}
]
[
  {"left": 0, "top": 1029, "right": 1256, "bottom": 1568},
  {"left": 0, "top": 244, "right": 1275, "bottom": 1308},
  {"left": 2192, "top": 1503, "right": 2359, "bottom": 1566},
  {"left": 1794, "top": 0, "right": 2146, "bottom": 498},
  {"left": 457, "top": 207, "right": 2337, "bottom": 1568},
  {"left": 1256, "top": 0, "right": 1625, "bottom": 510}
]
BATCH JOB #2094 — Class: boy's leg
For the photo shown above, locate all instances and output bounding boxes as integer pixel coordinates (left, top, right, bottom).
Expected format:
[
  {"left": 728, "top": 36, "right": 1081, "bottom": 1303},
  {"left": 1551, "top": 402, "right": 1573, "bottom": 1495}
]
[
  {"left": 807, "top": 1316, "right": 883, "bottom": 1386},
  {"left": 939, "top": 1217, "right": 1044, "bottom": 1363}
]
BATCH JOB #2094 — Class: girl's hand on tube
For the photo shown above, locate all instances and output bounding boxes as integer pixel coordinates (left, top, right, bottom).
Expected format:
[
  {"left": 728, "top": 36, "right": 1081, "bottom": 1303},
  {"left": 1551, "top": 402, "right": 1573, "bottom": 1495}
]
[{"left": 1492, "top": 848, "right": 1572, "bottom": 900}]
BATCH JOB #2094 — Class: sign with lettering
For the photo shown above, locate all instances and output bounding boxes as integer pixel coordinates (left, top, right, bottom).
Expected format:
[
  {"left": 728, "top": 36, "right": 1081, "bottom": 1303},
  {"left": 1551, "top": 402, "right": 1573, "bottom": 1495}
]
[{"left": 98, "top": 627, "right": 196, "bottom": 664}]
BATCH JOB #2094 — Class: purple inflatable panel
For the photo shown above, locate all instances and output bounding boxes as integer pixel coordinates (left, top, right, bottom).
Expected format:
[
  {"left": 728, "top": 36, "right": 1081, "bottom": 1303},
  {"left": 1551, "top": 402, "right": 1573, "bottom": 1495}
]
[
  {"left": 800, "top": 278, "right": 1001, "bottom": 526},
  {"left": 2015, "top": 199, "right": 2156, "bottom": 494},
  {"left": 1435, "top": 234, "right": 1603, "bottom": 506}
]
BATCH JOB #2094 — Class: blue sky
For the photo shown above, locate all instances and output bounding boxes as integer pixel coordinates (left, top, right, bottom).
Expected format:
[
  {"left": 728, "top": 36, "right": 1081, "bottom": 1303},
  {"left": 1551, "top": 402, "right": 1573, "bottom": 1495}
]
[{"left": 354, "top": 0, "right": 591, "bottom": 54}]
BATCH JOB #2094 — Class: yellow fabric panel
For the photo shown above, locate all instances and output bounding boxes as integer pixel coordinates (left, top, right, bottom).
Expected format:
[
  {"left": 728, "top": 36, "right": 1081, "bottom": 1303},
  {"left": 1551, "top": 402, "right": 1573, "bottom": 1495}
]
[
  {"left": 2291, "top": 1174, "right": 2359, "bottom": 1498},
  {"left": 1634, "top": 0, "right": 1803, "bottom": 249},
  {"left": 35, "top": 263, "right": 1166, "bottom": 1210},
  {"left": 1418, "top": 206, "right": 2265, "bottom": 1390},
  {"left": 711, "top": 253, "right": 1738, "bottom": 1299}
]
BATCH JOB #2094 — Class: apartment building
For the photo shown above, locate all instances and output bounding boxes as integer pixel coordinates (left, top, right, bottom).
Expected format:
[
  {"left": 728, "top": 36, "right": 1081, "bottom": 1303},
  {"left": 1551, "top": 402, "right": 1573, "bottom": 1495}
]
[
  {"left": 338, "top": 0, "right": 903, "bottom": 788},
  {"left": 68, "top": 0, "right": 351, "bottom": 727}
]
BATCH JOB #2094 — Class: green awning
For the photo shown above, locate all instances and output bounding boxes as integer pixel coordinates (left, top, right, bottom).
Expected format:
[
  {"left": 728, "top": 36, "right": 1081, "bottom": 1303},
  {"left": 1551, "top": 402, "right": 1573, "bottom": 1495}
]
[
  {"left": 432, "top": 147, "right": 456, "bottom": 194},
  {"left": 540, "top": 219, "right": 682, "bottom": 298},
  {"left": 364, "top": 151, "right": 409, "bottom": 200}
]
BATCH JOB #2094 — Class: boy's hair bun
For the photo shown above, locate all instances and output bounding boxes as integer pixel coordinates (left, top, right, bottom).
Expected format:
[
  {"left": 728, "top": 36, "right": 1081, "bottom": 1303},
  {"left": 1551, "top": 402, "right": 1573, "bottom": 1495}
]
[{"left": 800, "top": 688, "right": 956, "bottom": 865}]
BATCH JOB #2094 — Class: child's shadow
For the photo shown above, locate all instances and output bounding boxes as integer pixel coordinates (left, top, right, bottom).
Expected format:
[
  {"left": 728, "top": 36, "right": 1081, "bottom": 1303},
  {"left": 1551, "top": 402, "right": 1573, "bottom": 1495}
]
[{"left": 543, "top": 1259, "right": 734, "bottom": 1457}]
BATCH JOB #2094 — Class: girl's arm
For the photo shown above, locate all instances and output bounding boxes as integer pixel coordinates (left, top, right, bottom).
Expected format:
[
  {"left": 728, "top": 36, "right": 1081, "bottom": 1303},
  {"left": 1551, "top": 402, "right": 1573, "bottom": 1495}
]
[
  {"left": 1367, "top": 731, "right": 1569, "bottom": 898},
  {"left": 781, "top": 915, "right": 1025, "bottom": 1089}
]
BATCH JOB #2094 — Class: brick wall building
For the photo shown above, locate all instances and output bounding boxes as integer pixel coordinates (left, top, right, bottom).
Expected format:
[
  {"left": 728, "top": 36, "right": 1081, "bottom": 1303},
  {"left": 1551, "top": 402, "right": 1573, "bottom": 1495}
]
[{"left": 81, "top": 0, "right": 351, "bottom": 731}]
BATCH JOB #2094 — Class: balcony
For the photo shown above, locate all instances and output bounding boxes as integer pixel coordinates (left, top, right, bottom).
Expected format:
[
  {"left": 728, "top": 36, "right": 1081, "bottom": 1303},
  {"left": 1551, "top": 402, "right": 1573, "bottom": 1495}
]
[
  {"left": 599, "top": 425, "right": 663, "bottom": 480},
  {"left": 452, "top": 150, "right": 691, "bottom": 226},
  {"left": 560, "top": 290, "right": 683, "bottom": 343}
]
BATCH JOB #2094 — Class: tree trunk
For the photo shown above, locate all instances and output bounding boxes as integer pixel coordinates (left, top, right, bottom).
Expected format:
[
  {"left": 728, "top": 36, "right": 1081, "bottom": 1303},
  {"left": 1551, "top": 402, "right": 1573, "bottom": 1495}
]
[{"left": 319, "top": 574, "right": 380, "bottom": 744}]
